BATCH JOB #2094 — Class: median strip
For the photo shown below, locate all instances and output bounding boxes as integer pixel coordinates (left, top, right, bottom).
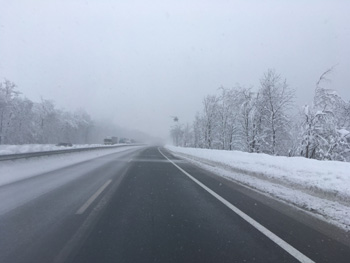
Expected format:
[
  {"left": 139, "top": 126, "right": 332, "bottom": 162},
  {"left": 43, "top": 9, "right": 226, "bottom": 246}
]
[
  {"left": 76, "top": 179, "right": 113, "bottom": 215},
  {"left": 158, "top": 148, "right": 315, "bottom": 263}
]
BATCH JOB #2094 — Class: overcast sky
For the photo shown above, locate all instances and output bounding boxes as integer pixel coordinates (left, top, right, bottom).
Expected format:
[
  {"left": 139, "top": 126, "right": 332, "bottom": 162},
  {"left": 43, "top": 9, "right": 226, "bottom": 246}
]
[{"left": 1, "top": 0, "right": 349, "bottom": 139}]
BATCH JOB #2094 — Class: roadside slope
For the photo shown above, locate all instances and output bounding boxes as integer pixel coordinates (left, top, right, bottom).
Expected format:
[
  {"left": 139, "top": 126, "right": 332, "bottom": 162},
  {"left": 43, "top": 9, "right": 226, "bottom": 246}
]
[
  {"left": 165, "top": 145, "right": 350, "bottom": 231},
  {"left": 0, "top": 145, "right": 144, "bottom": 187}
]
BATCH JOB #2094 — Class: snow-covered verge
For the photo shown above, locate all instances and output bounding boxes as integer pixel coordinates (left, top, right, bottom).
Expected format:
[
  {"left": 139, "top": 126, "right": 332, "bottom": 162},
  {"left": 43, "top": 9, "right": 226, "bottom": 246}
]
[
  {"left": 0, "top": 145, "right": 143, "bottom": 187},
  {"left": 0, "top": 144, "right": 127, "bottom": 155},
  {"left": 165, "top": 145, "right": 350, "bottom": 231}
]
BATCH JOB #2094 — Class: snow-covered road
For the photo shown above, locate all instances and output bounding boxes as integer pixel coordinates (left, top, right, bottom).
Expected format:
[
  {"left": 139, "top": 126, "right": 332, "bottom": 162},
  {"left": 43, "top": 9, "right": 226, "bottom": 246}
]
[
  {"left": 0, "top": 145, "right": 349, "bottom": 263},
  {"left": 0, "top": 146, "right": 145, "bottom": 263}
]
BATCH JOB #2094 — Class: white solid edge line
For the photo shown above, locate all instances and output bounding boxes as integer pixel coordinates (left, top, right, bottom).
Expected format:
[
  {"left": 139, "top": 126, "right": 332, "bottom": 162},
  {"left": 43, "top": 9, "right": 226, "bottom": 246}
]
[
  {"left": 76, "top": 179, "right": 113, "bottom": 215},
  {"left": 158, "top": 148, "right": 315, "bottom": 263}
]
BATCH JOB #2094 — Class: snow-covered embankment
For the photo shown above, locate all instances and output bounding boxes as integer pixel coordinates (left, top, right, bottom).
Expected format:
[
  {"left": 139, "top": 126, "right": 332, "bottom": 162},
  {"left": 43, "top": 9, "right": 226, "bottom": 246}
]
[
  {"left": 0, "top": 145, "right": 142, "bottom": 187},
  {"left": 0, "top": 144, "right": 118, "bottom": 155},
  {"left": 165, "top": 145, "right": 350, "bottom": 231}
]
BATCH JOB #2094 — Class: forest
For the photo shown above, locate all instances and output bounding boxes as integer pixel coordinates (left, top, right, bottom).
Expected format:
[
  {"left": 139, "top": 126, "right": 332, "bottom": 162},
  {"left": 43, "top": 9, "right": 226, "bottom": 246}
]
[
  {"left": 170, "top": 68, "right": 350, "bottom": 162},
  {"left": 0, "top": 79, "right": 96, "bottom": 145},
  {"left": 0, "top": 79, "right": 161, "bottom": 145}
]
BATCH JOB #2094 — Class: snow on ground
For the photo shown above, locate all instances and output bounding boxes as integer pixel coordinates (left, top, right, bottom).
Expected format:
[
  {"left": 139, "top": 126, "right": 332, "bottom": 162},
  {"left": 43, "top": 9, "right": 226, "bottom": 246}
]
[
  {"left": 165, "top": 145, "right": 350, "bottom": 231},
  {"left": 0, "top": 145, "right": 143, "bottom": 187},
  {"left": 0, "top": 144, "right": 125, "bottom": 155}
]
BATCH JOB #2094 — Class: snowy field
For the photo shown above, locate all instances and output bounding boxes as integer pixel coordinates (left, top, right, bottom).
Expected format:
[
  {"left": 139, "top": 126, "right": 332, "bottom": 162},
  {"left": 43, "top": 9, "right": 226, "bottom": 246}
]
[
  {"left": 0, "top": 145, "right": 143, "bottom": 187},
  {"left": 165, "top": 145, "right": 350, "bottom": 231},
  {"left": 0, "top": 144, "right": 126, "bottom": 155}
]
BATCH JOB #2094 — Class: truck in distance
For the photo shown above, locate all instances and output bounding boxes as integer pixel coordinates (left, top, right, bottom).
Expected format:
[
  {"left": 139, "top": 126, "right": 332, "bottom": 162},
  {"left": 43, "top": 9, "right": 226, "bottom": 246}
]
[{"left": 104, "top": 136, "right": 118, "bottom": 145}]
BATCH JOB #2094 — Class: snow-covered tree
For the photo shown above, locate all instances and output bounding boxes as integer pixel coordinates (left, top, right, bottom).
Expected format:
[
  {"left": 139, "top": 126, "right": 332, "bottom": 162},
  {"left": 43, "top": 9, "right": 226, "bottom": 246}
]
[
  {"left": 225, "top": 88, "right": 243, "bottom": 151},
  {"left": 74, "top": 109, "right": 94, "bottom": 144},
  {"left": 193, "top": 113, "right": 205, "bottom": 148},
  {"left": 6, "top": 97, "right": 35, "bottom": 144},
  {"left": 170, "top": 123, "right": 184, "bottom": 147},
  {"left": 173, "top": 67, "right": 350, "bottom": 162},
  {"left": 0, "top": 79, "right": 97, "bottom": 145},
  {"left": 217, "top": 87, "right": 232, "bottom": 150},
  {"left": 32, "top": 99, "right": 60, "bottom": 143},
  {"left": 237, "top": 87, "right": 258, "bottom": 152},
  {"left": 202, "top": 94, "right": 219, "bottom": 149},
  {"left": 258, "top": 69, "right": 295, "bottom": 155},
  {"left": 0, "top": 80, "right": 20, "bottom": 144},
  {"left": 181, "top": 123, "right": 193, "bottom": 147},
  {"left": 299, "top": 68, "right": 350, "bottom": 161}
]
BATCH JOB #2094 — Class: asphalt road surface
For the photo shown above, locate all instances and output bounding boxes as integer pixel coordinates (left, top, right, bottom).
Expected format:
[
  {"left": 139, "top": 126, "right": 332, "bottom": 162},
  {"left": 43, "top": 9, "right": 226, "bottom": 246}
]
[{"left": 0, "top": 146, "right": 349, "bottom": 263}]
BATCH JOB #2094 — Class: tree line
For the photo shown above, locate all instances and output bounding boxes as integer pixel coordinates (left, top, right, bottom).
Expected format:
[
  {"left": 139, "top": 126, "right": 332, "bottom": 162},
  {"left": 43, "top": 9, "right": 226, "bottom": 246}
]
[
  {"left": 170, "top": 68, "right": 350, "bottom": 162},
  {"left": 0, "top": 79, "right": 96, "bottom": 145}
]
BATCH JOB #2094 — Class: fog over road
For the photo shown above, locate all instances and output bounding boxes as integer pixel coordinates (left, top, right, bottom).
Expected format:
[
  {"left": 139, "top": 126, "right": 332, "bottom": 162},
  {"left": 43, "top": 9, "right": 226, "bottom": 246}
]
[{"left": 0, "top": 147, "right": 349, "bottom": 263}]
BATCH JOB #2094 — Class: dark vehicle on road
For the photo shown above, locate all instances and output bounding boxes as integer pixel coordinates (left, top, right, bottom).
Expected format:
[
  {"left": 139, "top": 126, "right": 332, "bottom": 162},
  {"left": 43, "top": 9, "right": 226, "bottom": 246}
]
[
  {"left": 104, "top": 136, "right": 118, "bottom": 145},
  {"left": 119, "top": 138, "right": 131, "bottom": 144},
  {"left": 56, "top": 142, "right": 73, "bottom": 147}
]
